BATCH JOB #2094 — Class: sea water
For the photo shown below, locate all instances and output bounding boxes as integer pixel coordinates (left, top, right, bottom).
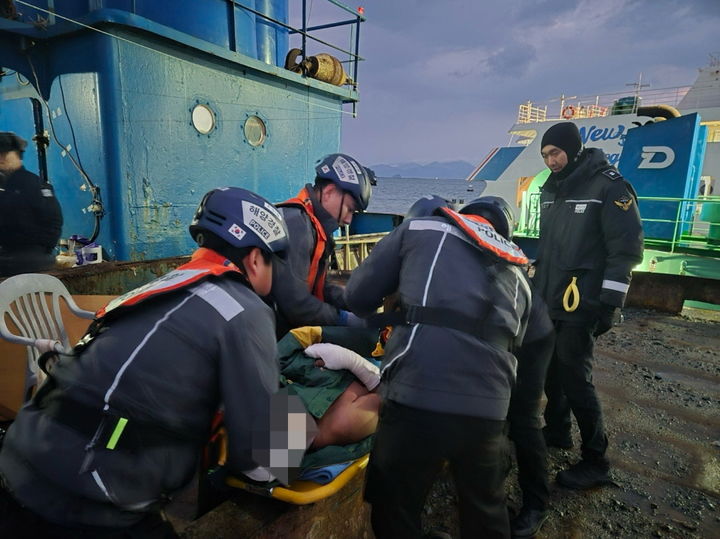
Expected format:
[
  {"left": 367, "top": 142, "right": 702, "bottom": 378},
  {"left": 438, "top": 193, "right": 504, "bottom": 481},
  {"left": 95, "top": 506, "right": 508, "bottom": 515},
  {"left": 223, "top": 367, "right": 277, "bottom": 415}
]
[{"left": 367, "top": 177, "right": 476, "bottom": 215}]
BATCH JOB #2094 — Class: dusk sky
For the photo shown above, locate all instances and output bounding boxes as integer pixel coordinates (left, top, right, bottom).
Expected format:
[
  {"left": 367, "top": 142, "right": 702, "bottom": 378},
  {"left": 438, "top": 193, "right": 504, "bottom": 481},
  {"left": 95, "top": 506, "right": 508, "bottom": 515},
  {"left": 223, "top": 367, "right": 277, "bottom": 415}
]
[{"left": 296, "top": 0, "right": 719, "bottom": 167}]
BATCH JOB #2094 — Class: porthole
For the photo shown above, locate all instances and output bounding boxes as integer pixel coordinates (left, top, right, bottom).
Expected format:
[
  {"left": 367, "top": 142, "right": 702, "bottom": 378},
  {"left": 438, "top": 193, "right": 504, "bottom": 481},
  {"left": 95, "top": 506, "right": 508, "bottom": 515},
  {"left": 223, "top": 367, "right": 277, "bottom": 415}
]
[
  {"left": 244, "top": 115, "right": 266, "bottom": 147},
  {"left": 192, "top": 104, "right": 216, "bottom": 135}
]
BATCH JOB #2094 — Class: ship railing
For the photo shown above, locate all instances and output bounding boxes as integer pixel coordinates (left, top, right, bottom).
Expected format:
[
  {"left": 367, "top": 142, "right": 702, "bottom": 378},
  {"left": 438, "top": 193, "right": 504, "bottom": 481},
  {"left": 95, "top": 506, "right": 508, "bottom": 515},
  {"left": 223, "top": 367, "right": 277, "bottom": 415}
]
[
  {"left": 518, "top": 85, "right": 693, "bottom": 122},
  {"left": 515, "top": 193, "right": 720, "bottom": 256},
  {"left": 287, "top": 1, "right": 365, "bottom": 90},
  {"left": 230, "top": 1, "right": 365, "bottom": 93},
  {"left": 517, "top": 102, "right": 547, "bottom": 124},
  {"left": 333, "top": 230, "right": 389, "bottom": 272},
  {"left": 638, "top": 196, "right": 720, "bottom": 254}
]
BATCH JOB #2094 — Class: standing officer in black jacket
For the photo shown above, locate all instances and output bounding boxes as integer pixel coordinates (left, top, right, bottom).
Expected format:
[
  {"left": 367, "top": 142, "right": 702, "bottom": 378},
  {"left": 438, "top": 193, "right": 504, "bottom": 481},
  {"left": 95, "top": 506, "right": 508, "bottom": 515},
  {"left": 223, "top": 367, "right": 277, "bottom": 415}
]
[
  {"left": 533, "top": 122, "right": 643, "bottom": 489},
  {"left": 0, "top": 132, "right": 63, "bottom": 276}
]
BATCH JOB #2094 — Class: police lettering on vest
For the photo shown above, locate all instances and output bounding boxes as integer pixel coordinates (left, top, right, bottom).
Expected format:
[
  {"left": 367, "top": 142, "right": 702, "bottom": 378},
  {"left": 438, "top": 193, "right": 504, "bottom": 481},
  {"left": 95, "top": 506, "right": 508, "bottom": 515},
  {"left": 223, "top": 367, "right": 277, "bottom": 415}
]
[{"left": 436, "top": 208, "right": 528, "bottom": 266}]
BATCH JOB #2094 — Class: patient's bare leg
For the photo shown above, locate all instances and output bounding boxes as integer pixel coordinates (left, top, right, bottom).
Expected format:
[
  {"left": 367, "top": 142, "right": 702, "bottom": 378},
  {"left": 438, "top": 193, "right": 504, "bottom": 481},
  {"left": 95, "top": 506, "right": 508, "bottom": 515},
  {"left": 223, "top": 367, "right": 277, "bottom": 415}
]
[{"left": 312, "top": 381, "right": 381, "bottom": 448}]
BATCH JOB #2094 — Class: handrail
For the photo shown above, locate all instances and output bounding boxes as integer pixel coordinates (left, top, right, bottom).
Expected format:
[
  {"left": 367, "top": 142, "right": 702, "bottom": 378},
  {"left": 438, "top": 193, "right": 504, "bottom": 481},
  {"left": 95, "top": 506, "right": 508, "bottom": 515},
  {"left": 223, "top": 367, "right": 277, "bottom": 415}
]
[
  {"left": 515, "top": 194, "right": 720, "bottom": 255},
  {"left": 516, "top": 84, "right": 695, "bottom": 123},
  {"left": 232, "top": 1, "right": 364, "bottom": 63},
  {"left": 324, "top": 0, "right": 368, "bottom": 20}
]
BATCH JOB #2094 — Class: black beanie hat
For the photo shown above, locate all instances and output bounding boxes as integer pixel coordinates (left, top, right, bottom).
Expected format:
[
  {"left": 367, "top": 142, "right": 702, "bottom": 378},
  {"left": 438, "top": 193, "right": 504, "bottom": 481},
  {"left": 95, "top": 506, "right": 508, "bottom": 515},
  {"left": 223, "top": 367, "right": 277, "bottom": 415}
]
[
  {"left": 0, "top": 132, "right": 27, "bottom": 155},
  {"left": 540, "top": 122, "right": 582, "bottom": 160}
]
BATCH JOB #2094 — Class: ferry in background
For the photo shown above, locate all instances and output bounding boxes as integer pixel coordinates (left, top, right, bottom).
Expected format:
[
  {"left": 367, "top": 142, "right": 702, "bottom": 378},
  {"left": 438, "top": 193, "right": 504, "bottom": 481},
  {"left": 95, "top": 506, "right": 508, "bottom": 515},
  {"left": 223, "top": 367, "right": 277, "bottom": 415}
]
[
  {"left": 465, "top": 54, "right": 720, "bottom": 288},
  {"left": 473, "top": 54, "right": 720, "bottom": 207}
]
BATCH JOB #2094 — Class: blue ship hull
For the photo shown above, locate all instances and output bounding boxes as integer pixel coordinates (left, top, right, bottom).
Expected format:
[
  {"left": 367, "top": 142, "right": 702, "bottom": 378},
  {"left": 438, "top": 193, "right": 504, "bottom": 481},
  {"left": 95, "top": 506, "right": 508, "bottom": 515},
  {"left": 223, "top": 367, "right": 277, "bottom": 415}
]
[{"left": 0, "top": 1, "right": 358, "bottom": 260}]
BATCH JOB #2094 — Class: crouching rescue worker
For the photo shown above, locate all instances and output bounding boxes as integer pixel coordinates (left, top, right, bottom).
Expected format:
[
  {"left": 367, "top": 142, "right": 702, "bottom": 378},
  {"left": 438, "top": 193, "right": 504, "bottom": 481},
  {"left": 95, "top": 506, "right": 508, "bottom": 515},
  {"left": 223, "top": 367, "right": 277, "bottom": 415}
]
[
  {"left": 272, "top": 153, "right": 373, "bottom": 336},
  {"left": 346, "top": 195, "right": 539, "bottom": 539},
  {"left": 0, "top": 187, "right": 315, "bottom": 538}
]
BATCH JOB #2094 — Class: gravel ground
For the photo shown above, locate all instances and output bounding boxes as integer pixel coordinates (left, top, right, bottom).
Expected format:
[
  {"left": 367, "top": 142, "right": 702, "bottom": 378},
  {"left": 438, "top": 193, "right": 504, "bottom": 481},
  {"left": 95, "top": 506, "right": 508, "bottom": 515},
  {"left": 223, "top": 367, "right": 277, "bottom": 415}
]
[{"left": 423, "top": 307, "right": 720, "bottom": 538}]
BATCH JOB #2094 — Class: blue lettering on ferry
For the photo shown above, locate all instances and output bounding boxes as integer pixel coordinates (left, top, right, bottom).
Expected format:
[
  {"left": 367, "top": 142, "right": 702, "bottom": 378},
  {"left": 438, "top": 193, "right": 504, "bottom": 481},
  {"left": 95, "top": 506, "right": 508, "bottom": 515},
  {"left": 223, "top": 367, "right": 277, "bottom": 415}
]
[
  {"left": 578, "top": 125, "right": 626, "bottom": 144},
  {"left": 605, "top": 153, "right": 620, "bottom": 166}
]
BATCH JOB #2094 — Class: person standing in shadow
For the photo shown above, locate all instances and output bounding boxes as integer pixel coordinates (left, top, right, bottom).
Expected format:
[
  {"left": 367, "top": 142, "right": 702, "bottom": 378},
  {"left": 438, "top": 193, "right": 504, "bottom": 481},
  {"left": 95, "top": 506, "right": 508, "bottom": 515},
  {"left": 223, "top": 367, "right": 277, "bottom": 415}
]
[{"left": 0, "top": 132, "right": 63, "bottom": 276}]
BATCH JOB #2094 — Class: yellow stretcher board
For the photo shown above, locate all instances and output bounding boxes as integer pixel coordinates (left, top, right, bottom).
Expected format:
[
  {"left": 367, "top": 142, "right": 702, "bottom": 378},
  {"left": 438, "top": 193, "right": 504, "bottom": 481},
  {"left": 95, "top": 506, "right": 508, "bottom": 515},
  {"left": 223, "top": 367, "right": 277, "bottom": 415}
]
[{"left": 225, "top": 454, "right": 369, "bottom": 505}]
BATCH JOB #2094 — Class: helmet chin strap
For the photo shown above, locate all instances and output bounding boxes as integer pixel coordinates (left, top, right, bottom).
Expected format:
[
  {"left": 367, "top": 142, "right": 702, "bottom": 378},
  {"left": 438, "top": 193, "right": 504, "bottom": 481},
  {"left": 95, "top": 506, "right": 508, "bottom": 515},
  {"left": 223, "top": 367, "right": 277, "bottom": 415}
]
[{"left": 337, "top": 192, "right": 345, "bottom": 225}]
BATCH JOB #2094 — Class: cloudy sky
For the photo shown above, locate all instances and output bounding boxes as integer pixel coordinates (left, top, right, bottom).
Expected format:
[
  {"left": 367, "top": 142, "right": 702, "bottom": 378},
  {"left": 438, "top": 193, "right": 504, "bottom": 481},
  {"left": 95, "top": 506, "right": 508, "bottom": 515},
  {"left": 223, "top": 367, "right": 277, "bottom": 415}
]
[{"left": 295, "top": 0, "right": 719, "bottom": 167}]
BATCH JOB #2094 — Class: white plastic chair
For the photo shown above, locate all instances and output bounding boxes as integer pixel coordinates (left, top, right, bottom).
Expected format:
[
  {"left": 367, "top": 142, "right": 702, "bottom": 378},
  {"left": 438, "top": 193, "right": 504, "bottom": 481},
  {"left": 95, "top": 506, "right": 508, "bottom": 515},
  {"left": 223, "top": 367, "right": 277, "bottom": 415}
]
[{"left": 0, "top": 273, "right": 95, "bottom": 397}]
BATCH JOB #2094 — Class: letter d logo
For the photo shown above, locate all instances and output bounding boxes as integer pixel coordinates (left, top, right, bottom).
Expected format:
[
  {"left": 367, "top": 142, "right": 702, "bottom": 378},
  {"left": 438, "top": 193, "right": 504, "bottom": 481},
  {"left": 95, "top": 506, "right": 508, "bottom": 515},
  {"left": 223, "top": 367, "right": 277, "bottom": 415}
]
[{"left": 638, "top": 146, "right": 675, "bottom": 169}]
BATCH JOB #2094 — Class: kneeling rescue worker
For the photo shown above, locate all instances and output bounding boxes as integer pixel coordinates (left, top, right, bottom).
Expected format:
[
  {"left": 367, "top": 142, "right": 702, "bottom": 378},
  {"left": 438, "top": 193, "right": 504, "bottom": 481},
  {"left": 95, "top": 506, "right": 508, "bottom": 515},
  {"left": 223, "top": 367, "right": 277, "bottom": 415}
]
[
  {"left": 0, "top": 187, "right": 315, "bottom": 538},
  {"left": 272, "top": 153, "right": 373, "bottom": 335}
]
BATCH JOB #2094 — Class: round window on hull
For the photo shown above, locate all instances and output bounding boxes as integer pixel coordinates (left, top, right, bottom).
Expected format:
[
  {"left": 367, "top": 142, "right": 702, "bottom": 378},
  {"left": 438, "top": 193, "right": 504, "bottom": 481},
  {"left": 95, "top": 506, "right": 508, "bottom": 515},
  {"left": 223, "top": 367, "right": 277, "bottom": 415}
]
[
  {"left": 192, "top": 104, "right": 216, "bottom": 135},
  {"left": 244, "top": 115, "right": 267, "bottom": 147}
]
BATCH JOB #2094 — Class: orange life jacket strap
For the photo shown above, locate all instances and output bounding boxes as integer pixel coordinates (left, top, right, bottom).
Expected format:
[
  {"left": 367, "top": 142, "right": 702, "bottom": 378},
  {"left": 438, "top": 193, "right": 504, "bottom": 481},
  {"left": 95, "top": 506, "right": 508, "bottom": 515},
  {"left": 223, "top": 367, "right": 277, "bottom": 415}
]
[
  {"left": 278, "top": 187, "right": 328, "bottom": 300},
  {"left": 96, "top": 248, "right": 242, "bottom": 318},
  {"left": 436, "top": 208, "right": 529, "bottom": 266}
]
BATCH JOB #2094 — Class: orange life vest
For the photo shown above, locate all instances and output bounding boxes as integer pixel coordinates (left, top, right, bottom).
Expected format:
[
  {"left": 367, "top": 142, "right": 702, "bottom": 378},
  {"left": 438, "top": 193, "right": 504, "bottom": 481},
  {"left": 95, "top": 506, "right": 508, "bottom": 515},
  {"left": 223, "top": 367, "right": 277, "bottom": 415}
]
[
  {"left": 96, "top": 248, "right": 243, "bottom": 319},
  {"left": 277, "top": 187, "right": 328, "bottom": 301},
  {"left": 436, "top": 207, "right": 529, "bottom": 266}
]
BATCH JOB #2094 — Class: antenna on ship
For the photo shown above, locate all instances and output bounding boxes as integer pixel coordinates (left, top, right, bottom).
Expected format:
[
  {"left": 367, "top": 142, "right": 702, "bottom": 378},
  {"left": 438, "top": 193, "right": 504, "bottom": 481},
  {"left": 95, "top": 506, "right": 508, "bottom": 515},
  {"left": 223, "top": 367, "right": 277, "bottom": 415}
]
[
  {"left": 557, "top": 94, "right": 577, "bottom": 118},
  {"left": 626, "top": 73, "right": 650, "bottom": 113}
]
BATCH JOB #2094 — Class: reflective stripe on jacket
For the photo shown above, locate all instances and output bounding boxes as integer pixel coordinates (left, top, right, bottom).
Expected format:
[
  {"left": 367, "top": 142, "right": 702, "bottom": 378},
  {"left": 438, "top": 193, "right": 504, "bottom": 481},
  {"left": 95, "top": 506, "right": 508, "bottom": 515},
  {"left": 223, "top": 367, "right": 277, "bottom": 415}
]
[{"left": 97, "top": 248, "right": 243, "bottom": 318}]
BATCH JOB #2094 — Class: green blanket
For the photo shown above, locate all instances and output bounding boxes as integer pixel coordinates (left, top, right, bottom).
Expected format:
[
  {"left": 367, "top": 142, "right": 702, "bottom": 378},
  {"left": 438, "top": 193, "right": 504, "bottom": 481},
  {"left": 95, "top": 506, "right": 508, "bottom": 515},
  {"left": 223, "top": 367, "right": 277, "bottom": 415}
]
[{"left": 277, "top": 326, "right": 378, "bottom": 468}]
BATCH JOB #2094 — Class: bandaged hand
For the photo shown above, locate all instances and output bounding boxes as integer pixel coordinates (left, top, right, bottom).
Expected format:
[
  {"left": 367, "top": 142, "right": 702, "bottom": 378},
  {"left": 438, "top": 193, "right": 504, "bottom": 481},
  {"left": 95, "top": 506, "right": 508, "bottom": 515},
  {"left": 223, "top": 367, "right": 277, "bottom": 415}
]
[{"left": 305, "top": 343, "right": 380, "bottom": 390}]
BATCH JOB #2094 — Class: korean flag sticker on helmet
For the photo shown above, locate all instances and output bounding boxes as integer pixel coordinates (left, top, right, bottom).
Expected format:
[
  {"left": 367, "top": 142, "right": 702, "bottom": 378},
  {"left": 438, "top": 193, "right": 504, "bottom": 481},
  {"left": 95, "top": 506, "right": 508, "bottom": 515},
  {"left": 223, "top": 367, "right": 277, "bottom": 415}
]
[
  {"left": 228, "top": 223, "right": 247, "bottom": 241},
  {"left": 242, "top": 200, "right": 288, "bottom": 246},
  {"left": 332, "top": 156, "right": 359, "bottom": 185}
]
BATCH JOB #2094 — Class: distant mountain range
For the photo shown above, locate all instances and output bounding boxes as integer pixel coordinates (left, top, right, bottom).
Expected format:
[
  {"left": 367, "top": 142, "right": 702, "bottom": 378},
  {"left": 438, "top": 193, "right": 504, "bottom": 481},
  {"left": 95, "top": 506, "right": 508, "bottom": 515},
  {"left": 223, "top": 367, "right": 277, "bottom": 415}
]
[{"left": 369, "top": 160, "right": 475, "bottom": 180}]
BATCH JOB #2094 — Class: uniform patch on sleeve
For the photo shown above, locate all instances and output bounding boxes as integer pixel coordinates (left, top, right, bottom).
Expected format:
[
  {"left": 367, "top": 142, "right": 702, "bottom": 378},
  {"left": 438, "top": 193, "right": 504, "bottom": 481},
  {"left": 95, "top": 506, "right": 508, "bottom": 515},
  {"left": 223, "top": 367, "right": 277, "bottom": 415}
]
[
  {"left": 40, "top": 188, "right": 54, "bottom": 198},
  {"left": 602, "top": 169, "right": 622, "bottom": 180},
  {"left": 614, "top": 195, "right": 633, "bottom": 211}
]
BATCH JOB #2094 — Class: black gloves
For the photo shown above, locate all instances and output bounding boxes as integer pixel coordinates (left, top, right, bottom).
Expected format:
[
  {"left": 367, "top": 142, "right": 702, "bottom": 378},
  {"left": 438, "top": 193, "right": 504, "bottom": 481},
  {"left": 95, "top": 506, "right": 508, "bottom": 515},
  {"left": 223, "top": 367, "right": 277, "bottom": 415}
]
[{"left": 594, "top": 303, "right": 618, "bottom": 337}]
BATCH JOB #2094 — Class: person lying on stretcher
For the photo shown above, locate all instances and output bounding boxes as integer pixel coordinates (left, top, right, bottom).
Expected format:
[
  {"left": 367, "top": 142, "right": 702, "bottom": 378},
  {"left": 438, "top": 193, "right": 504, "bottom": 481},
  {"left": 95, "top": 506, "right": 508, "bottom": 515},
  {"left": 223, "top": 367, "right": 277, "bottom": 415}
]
[
  {"left": 276, "top": 325, "right": 384, "bottom": 449},
  {"left": 203, "top": 326, "right": 385, "bottom": 487}
]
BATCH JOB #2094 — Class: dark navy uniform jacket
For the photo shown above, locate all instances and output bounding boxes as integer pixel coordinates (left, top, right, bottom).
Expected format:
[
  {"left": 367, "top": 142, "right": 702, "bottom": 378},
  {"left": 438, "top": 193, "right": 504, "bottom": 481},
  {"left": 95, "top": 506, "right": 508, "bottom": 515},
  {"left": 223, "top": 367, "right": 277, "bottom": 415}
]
[
  {"left": 0, "top": 166, "right": 62, "bottom": 252},
  {"left": 0, "top": 271, "right": 281, "bottom": 528},
  {"left": 345, "top": 216, "right": 534, "bottom": 421},
  {"left": 533, "top": 148, "right": 644, "bottom": 322},
  {"left": 272, "top": 185, "right": 347, "bottom": 333}
]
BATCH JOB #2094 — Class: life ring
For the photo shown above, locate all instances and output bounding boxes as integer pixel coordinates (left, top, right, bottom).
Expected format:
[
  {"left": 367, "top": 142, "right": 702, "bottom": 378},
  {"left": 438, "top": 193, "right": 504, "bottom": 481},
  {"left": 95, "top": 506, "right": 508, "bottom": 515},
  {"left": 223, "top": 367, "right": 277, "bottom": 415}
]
[{"left": 562, "top": 106, "right": 576, "bottom": 119}]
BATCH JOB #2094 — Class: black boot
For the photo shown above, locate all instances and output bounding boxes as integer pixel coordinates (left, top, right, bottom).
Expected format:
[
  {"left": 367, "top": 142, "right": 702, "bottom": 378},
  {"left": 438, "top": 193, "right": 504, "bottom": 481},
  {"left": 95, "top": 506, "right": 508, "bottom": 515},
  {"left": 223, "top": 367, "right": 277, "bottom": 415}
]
[
  {"left": 511, "top": 507, "right": 549, "bottom": 538},
  {"left": 556, "top": 460, "right": 612, "bottom": 489}
]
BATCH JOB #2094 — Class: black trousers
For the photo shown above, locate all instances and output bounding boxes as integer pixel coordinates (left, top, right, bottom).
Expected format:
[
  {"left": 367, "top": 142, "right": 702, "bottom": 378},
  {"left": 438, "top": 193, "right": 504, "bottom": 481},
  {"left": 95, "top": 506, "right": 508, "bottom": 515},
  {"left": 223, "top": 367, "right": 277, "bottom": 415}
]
[
  {"left": 543, "top": 321, "right": 609, "bottom": 465},
  {"left": 508, "top": 331, "right": 554, "bottom": 511},
  {"left": 365, "top": 400, "right": 510, "bottom": 539},
  {"left": 0, "top": 487, "right": 178, "bottom": 539}
]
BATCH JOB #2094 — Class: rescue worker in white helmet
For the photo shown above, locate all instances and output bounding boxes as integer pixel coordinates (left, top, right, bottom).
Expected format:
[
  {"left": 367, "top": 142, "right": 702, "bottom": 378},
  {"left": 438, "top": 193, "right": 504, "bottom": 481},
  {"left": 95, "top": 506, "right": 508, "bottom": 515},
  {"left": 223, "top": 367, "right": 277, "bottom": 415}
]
[
  {"left": 346, "top": 194, "right": 548, "bottom": 538},
  {"left": 272, "top": 153, "right": 373, "bottom": 337},
  {"left": 0, "top": 187, "right": 316, "bottom": 538}
]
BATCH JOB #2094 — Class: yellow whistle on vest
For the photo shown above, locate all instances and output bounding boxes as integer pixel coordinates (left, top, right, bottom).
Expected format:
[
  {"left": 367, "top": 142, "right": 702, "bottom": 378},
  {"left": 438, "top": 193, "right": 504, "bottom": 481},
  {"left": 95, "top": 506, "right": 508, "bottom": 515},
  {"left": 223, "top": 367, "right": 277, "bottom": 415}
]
[{"left": 563, "top": 276, "right": 580, "bottom": 312}]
